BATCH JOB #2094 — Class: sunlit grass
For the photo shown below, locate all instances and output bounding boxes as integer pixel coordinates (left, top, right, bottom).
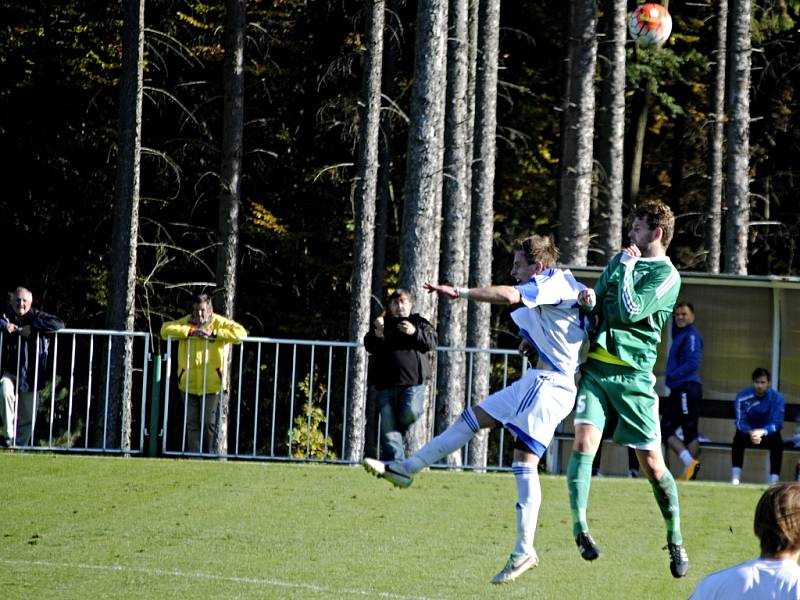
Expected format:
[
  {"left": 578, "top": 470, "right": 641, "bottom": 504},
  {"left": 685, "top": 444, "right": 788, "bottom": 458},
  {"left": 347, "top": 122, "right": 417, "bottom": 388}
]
[{"left": 0, "top": 453, "right": 766, "bottom": 599}]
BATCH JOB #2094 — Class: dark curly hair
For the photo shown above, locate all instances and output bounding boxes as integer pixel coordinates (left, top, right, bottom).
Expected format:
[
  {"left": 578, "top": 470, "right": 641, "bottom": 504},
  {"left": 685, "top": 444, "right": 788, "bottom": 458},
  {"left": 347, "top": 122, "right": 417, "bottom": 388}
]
[{"left": 634, "top": 201, "right": 675, "bottom": 247}]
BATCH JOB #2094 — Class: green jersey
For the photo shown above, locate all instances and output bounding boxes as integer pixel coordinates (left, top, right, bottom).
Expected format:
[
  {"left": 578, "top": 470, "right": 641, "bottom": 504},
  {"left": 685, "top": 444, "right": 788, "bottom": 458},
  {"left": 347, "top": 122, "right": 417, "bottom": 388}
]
[{"left": 586, "top": 252, "right": 681, "bottom": 372}]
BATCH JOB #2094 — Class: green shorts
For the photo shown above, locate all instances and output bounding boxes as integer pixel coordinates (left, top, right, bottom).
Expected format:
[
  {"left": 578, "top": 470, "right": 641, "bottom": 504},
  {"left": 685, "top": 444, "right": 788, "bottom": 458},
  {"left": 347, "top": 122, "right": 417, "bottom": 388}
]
[{"left": 573, "top": 359, "right": 661, "bottom": 449}]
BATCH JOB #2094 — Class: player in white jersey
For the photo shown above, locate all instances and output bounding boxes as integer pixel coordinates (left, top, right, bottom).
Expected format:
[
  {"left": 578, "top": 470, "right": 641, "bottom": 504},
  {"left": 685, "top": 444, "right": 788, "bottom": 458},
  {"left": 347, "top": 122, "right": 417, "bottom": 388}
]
[
  {"left": 363, "top": 234, "right": 588, "bottom": 584},
  {"left": 690, "top": 482, "right": 800, "bottom": 599}
]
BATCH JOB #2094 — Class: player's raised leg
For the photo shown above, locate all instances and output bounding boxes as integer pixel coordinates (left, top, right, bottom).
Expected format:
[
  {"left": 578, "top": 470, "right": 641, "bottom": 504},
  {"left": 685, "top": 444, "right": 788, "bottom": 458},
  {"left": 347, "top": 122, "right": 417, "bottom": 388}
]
[{"left": 362, "top": 405, "right": 488, "bottom": 488}]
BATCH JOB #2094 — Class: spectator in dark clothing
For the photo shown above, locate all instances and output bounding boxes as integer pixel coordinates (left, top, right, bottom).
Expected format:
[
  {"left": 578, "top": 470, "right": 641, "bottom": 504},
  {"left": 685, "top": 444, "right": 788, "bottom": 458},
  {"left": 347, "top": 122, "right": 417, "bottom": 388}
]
[
  {"left": 0, "top": 287, "right": 65, "bottom": 446},
  {"left": 364, "top": 289, "right": 437, "bottom": 461},
  {"left": 731, "top": 368, "right": 785, "bottom": 485},
  {"left": 662, "top": 301, "right": 704, "bottom": 481}
]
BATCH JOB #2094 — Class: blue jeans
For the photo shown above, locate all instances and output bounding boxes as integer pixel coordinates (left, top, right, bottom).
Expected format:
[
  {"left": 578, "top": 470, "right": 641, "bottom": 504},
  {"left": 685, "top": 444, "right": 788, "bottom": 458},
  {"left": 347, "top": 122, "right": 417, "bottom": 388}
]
[{"left": 376, "top": 385, "right": 425, "bottom": 461}]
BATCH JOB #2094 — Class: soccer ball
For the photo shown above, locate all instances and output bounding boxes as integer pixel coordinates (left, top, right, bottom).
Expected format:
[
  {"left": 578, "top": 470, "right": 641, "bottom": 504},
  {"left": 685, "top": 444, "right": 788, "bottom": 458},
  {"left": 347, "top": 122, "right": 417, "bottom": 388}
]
[{"left": 628, "top": 3, "right": 672, "bottom": 47}]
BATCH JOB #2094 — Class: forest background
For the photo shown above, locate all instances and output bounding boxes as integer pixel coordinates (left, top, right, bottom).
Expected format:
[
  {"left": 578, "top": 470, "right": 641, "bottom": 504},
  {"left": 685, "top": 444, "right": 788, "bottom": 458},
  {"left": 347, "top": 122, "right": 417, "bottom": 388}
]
[{"left": 1, "top": 0, "right": 799, "bottom": 346}]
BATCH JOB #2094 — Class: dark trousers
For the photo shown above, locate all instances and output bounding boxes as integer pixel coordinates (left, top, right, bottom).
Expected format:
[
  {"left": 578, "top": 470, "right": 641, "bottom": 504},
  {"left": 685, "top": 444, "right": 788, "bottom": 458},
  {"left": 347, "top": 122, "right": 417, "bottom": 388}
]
[
  {"left": 376, "top": 385, "right": 425, "bottom": 461},
  {"left": 185, "top": 392, "right": 220, "bottom": 453},
  {"left": 731, "top": 429, "right": 783, "bottom": 476}
]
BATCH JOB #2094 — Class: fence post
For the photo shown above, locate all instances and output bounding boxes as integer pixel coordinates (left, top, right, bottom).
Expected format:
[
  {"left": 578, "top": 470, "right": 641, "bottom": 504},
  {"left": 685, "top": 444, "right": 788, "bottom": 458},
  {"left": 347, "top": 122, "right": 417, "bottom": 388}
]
[{"left": 148, "top": 351, "right": 162, "bottom": 457}]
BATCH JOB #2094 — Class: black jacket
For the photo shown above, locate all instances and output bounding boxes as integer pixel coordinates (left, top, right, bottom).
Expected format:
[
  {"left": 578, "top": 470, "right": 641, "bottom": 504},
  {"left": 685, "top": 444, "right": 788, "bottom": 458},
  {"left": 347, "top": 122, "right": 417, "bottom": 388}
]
[
  {"left": 0, "top": 307, "right": 65, "bottom": 392},
  {"left": 364, "top": 313, "right": 437, "bottom": 389}
]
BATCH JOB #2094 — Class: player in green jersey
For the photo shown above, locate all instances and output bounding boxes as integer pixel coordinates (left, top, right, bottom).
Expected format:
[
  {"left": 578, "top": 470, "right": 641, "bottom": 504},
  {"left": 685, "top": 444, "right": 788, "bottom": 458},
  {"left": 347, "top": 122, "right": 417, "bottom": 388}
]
[{"left": 566, "top": 201, "right": 689, "bottom": 578}]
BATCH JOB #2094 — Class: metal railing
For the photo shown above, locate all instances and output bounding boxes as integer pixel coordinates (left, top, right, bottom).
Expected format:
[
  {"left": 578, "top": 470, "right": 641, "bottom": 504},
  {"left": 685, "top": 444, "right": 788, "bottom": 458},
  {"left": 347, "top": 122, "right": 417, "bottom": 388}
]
[
  {"left": 3, "top": 330, "right": 530, "bottom": 471},
  {"left": 1, "top": 329, "right": 151, "bottom": 453},
  {"left": 161, "top": 336, "right": 529, "bottom": 470}
]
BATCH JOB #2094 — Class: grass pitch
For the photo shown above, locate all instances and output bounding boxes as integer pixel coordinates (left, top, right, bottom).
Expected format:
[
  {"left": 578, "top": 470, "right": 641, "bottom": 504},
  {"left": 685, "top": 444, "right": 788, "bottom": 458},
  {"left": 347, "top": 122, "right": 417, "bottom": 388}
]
[{"left": 0, "top": 453, "right": 766, "bottom": 599}]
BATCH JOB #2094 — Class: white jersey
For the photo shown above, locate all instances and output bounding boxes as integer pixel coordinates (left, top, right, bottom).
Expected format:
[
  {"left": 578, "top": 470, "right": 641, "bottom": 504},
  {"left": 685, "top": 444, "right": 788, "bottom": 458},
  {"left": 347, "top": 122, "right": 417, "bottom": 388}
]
[
  {"left": 690, "top": 558, "right": 800, "bottom": 600},
  {"left": 511, "top": 267, "right": 588, "bottom": 375}
]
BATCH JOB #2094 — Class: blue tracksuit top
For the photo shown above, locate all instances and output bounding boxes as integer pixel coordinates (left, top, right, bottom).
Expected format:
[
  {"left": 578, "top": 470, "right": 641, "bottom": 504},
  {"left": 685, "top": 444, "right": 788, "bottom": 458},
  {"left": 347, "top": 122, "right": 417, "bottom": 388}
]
[
  {"left": 665, "top": 321, "right": 703, "bottom": 390},
  {"left": 734, "top": 387, "right": 785, "bottom": 435}
]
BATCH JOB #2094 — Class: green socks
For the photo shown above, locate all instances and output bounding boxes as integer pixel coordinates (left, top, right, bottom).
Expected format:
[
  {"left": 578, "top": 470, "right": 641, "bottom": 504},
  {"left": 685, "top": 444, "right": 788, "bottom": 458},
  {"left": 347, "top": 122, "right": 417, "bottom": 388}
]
[
  {"left": 568, "top": 450, "right": 684, "bottom": 546},
  {"left": 648, "top": 470, "right": 683, "bottom": 545},
  {"left": 567, "top": 451, "right": 595, "bottom": 537}
]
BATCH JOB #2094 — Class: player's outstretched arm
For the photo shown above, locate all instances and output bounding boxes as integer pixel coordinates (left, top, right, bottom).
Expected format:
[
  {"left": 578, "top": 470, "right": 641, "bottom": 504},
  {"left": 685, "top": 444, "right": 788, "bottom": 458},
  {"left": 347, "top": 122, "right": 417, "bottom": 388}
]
[
  {"left": 423, "top": 282, "right": 459, "bottom": 299},
  {"left": 424, "top": 282, "right": 520, "bottom": 305}
]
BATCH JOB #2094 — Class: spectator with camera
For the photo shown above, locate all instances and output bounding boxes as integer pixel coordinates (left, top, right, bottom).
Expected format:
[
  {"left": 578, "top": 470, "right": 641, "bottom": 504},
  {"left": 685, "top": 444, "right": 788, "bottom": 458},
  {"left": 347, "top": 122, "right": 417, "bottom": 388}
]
[{"left": 363, "top": 289, "right": 436, "bottom": 462}]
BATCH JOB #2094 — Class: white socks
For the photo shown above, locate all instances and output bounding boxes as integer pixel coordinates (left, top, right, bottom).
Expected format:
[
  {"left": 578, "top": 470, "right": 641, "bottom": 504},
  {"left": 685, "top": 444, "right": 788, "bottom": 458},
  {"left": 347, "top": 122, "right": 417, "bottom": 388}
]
[
  {"left": 512, "top": 461, "right": 541, "bottom": 556},
  {"left": 400, "top": 407, "right": 480, "bottom": 474},
  {"left": 731, "top": 466, "right": 742, "bottom": 484},
  {"left": 679, "top": 449, "right": 694, "bottom": 466}
]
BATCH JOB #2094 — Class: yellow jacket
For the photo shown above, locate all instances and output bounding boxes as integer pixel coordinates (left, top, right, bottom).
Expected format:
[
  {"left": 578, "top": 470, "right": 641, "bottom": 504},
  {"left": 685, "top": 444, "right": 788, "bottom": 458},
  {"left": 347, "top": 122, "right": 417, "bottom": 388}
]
[{"left": 160, "top": 314, "right": 248, "bottom": 395}]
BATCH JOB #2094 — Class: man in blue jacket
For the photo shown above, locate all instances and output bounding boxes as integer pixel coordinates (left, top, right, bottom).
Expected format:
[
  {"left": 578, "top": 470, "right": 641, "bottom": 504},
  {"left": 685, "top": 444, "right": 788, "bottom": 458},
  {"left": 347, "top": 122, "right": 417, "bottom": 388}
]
[
  {"left": 662, "top": 301, "right": 703, "bottom": 480},
  {"left": 731, "top": 368, "right": 785, "bottom": 485}
]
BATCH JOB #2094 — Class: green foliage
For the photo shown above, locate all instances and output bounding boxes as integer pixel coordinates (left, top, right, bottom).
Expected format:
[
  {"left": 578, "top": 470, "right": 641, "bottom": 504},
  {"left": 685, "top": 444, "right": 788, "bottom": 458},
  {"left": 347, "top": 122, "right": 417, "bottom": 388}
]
[
  {"left": 288, "top": 375, "right": 336, "bottom": 459},
  {"left": 626, "top": 44, "right": 709, "bottom": 117},
  {"left": 1, "top": 0, "right": 800, "bottom": 346},
  {"left": 48, "top": 418, "right": 84, "bottom": 449},
  {"left": 288, "top": 403, "right": 337, "bottom": 459},
  {"left": 494, "top": 4, "right": 566, "bottom": 248},
  {"left": 753, "top": 1, "right": 799, "bottom": 42},
  {"left": 35, "top": 379, "right": 84, "bottom": 448}
]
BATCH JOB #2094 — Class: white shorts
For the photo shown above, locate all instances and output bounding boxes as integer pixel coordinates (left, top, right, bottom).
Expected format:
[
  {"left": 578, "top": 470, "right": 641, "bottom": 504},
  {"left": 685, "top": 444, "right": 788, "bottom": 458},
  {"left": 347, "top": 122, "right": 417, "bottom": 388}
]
[{"left": 478, "top": 368, "right": 576, "bottom": 456}]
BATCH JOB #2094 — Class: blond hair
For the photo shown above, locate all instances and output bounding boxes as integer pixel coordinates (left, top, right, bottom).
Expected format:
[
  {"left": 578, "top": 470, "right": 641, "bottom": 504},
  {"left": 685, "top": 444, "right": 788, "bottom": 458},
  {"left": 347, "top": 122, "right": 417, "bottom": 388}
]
[{"left": 512, "top": 235, "right": 558, "bottom": 269}]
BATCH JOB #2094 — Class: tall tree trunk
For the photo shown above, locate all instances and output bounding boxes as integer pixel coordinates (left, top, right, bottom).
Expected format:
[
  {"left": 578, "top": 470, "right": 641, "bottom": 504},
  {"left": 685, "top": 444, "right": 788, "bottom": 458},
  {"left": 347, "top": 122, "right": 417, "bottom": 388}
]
[
  {"left": 370, "top": 0, "right": 404, "bottom": 321},
  {"left": 558, "top": 0, "right": 597, "bottom": 265},
  {"left": 466, "top": 0, "right": 500, "bottom": 468},
  {"left": 346, "top": 0, "right": 385, "bottom": 462},
  {"left": 465, "top": 0, "right": 479, "bottom": 200},
  {"left": 627, "top": 86, "right": 650, "bottom": 206},
  {"left": 214, "top": 0, "right": 245, "bottom": 456},
  {"left": 398, "top": 0, "right": 449, "bottom": 454},
  {"left": 365, "top": 0, "right": 403, "bottom": 459},
  {"left": 723, "top": 0, "right": 751, "bottom": 274},
  {"left": 593, "top": 0, "right": 626, "bottom": 263},
  {"left": 436, "top": 0, "right": 471, "bottom": 467},
  {"left": 104, "top": 0, "right": 145, "bottom": 452}
]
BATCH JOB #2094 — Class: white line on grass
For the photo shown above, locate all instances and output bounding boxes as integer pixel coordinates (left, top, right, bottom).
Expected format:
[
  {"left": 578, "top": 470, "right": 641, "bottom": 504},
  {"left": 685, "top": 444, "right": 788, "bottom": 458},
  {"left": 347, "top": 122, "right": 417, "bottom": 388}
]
[{"left": 0, "top": 558, "right": 447, "bottom": 600}]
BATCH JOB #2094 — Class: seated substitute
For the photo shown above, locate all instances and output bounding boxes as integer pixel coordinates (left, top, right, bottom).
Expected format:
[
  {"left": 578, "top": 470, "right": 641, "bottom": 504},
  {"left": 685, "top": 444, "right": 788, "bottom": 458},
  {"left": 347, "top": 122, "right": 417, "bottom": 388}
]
[
  {"left": 731, "top": 367, "right": 785, "bottom": 485},
  {"left": 689, "top": 482, "right": 800, "bottom": 599}
]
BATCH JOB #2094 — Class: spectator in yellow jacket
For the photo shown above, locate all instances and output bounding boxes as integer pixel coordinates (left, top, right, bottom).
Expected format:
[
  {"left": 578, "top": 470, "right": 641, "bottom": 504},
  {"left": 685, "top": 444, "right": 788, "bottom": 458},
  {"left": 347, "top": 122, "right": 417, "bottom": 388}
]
[{"left": 160, "top": 293, "right": 247, "bottom": 453}]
